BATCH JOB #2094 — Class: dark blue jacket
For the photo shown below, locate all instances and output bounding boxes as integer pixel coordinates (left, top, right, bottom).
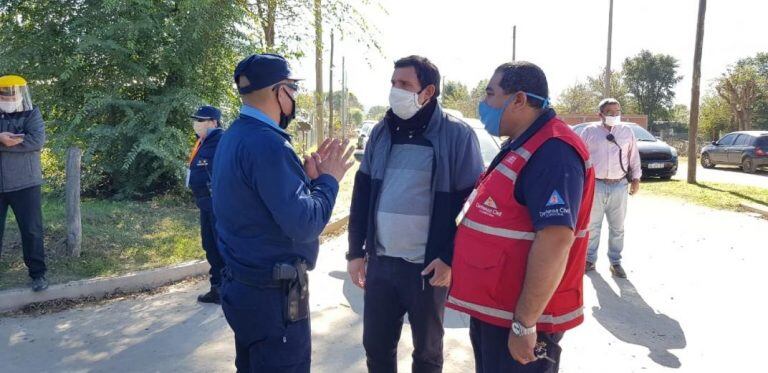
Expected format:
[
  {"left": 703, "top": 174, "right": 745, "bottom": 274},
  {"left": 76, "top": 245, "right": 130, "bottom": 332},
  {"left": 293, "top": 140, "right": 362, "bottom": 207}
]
[
  {"left": 348, "top": 104, "right": 485, "bottom": 268},
  {"left": 211, "top": 113, "right": 338, "bottom": 276},
  {"left": 188, "top": 128, "right": 222, "bottom": 210}
]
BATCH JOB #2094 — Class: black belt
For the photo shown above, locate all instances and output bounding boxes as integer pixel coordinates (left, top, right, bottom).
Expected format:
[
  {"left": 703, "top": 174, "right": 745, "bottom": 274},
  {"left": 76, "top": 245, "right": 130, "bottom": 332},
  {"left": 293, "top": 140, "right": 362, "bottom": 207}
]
[{"left": 221, "top": 267, "right": 282, "bottom": 288}]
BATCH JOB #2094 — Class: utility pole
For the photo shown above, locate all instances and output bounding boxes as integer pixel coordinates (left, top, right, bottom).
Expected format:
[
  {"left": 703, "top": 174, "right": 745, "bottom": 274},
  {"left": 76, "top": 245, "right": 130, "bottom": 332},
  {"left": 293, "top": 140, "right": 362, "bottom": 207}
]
[
  {"left": 604, "top": 0, "right": 614, "bottom": 98},
  {"left": 512, "top": 25, "right": 517, "bottom": 61},
  {"left": 314, "top": 0, "right": 324, "bottom": 147},
  {"left": 328, "top": 29, "right": 335, "bottom": 139},
  {"left": 687, "top": 0, "right": 707, "bottom": 184},
  {"left": 341, "top": 56, "right": 346, "bottom": 138}
]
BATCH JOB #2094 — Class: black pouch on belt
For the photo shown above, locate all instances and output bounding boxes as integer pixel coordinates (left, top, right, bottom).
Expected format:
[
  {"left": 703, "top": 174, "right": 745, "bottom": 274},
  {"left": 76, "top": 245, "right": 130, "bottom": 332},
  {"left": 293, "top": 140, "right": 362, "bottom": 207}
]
[{"left": 275, "top": 260, "right": 310, "bottom": 322}]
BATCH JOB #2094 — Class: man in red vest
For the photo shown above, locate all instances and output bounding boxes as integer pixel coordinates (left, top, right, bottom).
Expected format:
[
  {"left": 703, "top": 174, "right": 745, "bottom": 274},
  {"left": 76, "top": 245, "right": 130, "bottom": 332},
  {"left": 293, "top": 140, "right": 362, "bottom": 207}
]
[{"left": 447, "top": 62, "right": 595, "bottom": 373}]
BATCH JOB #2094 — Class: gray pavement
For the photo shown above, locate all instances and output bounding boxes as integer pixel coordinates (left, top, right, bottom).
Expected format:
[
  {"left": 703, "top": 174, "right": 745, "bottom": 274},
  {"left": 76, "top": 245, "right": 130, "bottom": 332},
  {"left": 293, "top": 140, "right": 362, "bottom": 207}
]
[
  {"left": 1, "top": 194, "right": 766, "bottom": 372},
  {"left": 674, "top": 159, "right": 768, "bottom": 188}
]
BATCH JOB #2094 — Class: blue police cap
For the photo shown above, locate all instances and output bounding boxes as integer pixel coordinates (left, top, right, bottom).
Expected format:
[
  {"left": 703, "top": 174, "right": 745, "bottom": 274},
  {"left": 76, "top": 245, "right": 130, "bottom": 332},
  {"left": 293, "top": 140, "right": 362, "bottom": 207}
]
[
  {"left": 234, "top": 53, "right": 301, "bottom": 95},
  {"left": 191, "top": 105, "right": 222, "bottom": 122}
]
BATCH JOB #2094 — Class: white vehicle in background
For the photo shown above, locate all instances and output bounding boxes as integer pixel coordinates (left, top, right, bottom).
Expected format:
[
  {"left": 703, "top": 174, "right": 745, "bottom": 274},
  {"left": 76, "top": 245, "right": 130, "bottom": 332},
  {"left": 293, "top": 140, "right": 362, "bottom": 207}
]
[{"left": 353, "top": 109, "right": 501, "bottom": 168}]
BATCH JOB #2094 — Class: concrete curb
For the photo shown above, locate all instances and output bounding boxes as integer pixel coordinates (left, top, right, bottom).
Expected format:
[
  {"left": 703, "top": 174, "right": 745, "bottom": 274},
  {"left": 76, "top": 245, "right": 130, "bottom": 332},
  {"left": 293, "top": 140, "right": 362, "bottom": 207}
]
[
  {"left": 740, "top": 202, "right": 768, "bottom": 217},
  {"left": 0, "top": 213, "right": 350, "bottom": 314}
]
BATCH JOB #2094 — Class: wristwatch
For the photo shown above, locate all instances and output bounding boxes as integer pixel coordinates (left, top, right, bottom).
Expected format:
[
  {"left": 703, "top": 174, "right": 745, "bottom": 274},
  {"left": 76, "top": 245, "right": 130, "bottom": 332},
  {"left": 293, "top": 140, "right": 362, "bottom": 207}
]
[{"left": 511, "top": 319, "right": 536, "bottom": 337}]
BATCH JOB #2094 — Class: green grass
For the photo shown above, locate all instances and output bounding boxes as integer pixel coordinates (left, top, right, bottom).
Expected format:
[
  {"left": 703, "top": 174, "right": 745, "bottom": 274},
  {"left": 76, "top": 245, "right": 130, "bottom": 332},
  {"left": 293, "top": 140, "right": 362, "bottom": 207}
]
[
  {"left": 642, "top": 178, "right": 768, "bottom": 212},
  {"left": 0, "top": 167, "right": 359, "bottom": 291},
  {"left": 0, "top": 194, "right": 201, "bottom": 290}
]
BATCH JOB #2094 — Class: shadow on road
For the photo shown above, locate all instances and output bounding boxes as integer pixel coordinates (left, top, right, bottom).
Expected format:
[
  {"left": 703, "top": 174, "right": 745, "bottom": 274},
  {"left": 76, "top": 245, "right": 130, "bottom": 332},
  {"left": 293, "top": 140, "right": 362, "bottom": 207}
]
[
  {"left": 328, "top": 270, "right": 469, "bottom": 329},
  {"left": 587, "top": 272, "right": 686, "bottom": 369}
]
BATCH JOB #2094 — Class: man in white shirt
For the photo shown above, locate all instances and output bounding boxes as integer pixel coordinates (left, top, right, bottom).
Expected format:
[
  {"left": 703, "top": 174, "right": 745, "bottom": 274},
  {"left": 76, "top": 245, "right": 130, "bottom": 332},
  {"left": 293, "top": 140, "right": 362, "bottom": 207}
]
[{"left": 578, "top": 98, "right": 641, "bottom": 278}]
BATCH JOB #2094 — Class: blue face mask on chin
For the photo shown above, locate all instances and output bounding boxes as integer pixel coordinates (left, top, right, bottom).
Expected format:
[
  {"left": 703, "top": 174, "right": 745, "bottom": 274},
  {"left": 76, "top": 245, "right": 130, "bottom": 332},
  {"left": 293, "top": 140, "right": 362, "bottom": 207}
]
[{"left": 478, "top": 92, "right": 550, "bottom": 137}]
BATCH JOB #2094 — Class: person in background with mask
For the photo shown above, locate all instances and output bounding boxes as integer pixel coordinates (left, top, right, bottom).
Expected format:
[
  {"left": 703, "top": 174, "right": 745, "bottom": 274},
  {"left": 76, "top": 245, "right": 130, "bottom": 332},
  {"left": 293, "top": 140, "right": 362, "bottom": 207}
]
[
  {"left": 347, "top": 55, "right": 484, "bottom": 373},
  {"left": 187, "top": 105, "right": 225, "bottom": 304},
  {"left": 212, "top": 53, "right": 354, "bottom": 373},
  {"left": 578, "top": 98, "right": 641, "bottom": 278},
  {"left": 447, "top": 61, "right": 595, "bottom": 373},
  {"left": 0, "top": 75, "right": 48, "bottom": 292}
]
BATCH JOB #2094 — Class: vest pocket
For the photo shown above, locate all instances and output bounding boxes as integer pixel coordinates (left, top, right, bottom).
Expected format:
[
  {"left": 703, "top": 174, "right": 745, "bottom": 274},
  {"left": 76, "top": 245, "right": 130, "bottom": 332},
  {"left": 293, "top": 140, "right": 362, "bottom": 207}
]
[{"left": 453, "top": 232, "right": 506, "bottom": 304}]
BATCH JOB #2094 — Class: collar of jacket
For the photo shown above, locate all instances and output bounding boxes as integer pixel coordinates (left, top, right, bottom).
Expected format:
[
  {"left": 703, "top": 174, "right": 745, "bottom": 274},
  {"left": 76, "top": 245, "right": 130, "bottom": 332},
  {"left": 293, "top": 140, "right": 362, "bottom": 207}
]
[{"left": 381, "top": 101, "right": 447, "bottom": 144}]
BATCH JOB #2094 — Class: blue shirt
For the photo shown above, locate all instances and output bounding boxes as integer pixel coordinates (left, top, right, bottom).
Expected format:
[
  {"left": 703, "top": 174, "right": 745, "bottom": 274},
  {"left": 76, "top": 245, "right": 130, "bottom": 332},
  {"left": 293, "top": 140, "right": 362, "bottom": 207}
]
[
  {"left": 491, "top": 109, "right": 585, "bottom": 231},
  {"left": 211, "top": 107, "right": 339, "bottom": 273}
]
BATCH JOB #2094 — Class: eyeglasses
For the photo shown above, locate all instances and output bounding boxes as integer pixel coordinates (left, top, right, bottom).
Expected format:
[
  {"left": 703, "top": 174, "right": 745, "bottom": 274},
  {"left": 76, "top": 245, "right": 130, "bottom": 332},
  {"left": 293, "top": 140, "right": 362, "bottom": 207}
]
[
  {"left": 273, "top": 82, "right": 300, "bottom": 94},
  {"left": 192, "top": 118, "right": 212, "bottom": 122}
]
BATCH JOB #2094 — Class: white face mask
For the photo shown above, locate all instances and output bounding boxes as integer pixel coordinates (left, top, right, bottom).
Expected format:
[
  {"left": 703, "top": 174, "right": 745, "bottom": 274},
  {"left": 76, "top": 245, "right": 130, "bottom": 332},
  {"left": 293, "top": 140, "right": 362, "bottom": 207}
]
[
  {"left": 0, "top": 98, "right": 22, "bottom": 113},
  {"left": 388, "top": 87, "right": 424, "bottom": 120},
  {"left": 604, "top": 115, "right": 621, "bottom": 127},
  {"left": 193, "top": 121, "right": 213, "bottom": 138}
]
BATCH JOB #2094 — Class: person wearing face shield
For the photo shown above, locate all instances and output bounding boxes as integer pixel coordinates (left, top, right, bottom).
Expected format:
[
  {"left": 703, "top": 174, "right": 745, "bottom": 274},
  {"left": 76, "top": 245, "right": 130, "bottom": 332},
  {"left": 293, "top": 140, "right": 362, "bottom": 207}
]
[
  {"left": 211, "top": 53, "right": 354, "bottom": 373},
  {"left": 186, "top": 105, "right": 225, "bottom": 304},
  {"left": 0, "top": 75, "right": 48, "bottom": 292},
  {"left": 577, "top": 98, "right": 641, "bottom": 279},
  {"left": 447, "top": 62, "right": 595, "bottom": 373},
  {"left": 346, "top": 55, "right": 484, "bottom": 373}
]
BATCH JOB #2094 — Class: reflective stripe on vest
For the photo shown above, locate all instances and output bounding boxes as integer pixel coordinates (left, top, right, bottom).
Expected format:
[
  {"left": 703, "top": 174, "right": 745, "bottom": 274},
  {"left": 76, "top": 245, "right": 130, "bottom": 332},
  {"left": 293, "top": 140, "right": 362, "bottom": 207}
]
[
  {"left": 461, "top": 218, "right": 589, "bottom": 240},
  {"left": 447, "top": 296, "right": 584, "bottom": 325}
]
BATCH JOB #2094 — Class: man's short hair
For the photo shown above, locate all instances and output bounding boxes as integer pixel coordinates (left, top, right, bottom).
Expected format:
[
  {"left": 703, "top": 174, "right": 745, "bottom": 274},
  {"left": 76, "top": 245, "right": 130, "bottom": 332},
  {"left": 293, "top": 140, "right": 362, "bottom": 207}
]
[
  {"left": 494, "top": 61, "right": 549, "bottom": 108},
  {"left": 394, "top": 55, "right": 441, "bottom": 98},
  {"left": 598, "top": 98, "right": 621, "bottom": 113}
]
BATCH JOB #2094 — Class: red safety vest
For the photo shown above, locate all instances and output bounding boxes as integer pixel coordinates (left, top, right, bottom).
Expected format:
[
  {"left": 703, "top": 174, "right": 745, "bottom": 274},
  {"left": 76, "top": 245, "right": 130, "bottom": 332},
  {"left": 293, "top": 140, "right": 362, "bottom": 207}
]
[{"left": 447, "top": 116, "right": 595, "bottom": 333}]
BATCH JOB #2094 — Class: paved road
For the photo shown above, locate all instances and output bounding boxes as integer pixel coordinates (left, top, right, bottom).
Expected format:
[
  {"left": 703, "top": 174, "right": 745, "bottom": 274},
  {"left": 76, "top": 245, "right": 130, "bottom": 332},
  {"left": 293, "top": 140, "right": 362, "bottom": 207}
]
[
  {"left": 2, "top": 195, "right": 767, "bottom": 372},
  {"left": 674, "top": 159, "right": 768, "bottom": 189}
]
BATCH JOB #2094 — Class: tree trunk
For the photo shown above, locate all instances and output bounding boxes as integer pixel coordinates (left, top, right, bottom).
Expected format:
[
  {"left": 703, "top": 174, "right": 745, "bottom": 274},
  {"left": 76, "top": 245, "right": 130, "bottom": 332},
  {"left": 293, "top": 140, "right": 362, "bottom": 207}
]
[
  {"left": 328, "top": 29, "right": 334, "bottom": 139},
  {"left": 314, "top": 0, "right": 324, "bottom": 147},
  {"left": 66, "top": 147, "right": 83, "bottom": 257},
  {"left": 687, "top": 0, "right": 707, "bottom": 184}
]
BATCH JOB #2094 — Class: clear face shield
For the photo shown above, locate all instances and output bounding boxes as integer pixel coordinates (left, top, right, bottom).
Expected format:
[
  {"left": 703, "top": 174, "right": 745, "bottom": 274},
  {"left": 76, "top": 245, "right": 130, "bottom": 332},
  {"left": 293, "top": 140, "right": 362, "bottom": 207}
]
[{"left": 0, "top": 76, "right": 34, "bottom": 114}]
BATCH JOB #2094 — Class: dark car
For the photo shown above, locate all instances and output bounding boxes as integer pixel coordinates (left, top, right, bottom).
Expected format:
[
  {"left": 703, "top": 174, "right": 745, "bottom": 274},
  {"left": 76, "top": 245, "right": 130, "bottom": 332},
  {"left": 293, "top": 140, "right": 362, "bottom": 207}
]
[
  {"left": 572, "top": 122, "right": 679, "bottom": 180},
  {"left": 700, "top": 131, "right": 768, "bottom": 173}
]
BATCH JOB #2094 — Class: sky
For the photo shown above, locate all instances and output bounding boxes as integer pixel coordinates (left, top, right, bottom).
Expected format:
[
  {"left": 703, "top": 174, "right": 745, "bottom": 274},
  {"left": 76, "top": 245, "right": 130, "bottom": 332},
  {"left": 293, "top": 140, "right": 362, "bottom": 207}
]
[{"left": 291, "top": 0, "right": 768, "bottom": 114}]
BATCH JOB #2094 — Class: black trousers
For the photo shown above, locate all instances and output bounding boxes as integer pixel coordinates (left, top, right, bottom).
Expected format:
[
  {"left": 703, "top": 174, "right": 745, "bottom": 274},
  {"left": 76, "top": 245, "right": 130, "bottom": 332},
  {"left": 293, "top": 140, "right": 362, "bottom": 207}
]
[
  {"left": 0, "top": 186, "right": 46, "bottom": 279},
  {"left": 363, "top": 256, "right": 447, "bottom": 373},
  {"left": 469, "top": 317, "right": 564, "bottom": 373},
  {"left": 198, "top": 202, "right": 224, "bottom": 287}
]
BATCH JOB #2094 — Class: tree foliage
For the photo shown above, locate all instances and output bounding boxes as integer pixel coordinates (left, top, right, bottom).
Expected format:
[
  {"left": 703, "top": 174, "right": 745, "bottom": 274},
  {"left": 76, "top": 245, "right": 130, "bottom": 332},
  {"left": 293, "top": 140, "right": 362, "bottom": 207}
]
[
  {"left": 555, "top": 70, "right": 636, "bottom": 114},
  {"left": 699, "top": 94, "right": 733, "bottom": 140},
  {"left": 442, "top": 80, "right": 474, "bottom": 118},
  {"left": 716, "top": 54, "right": 767, "bottom": 131},
  {"left": 0, "top": 0, "right": 254, "bottom": 198},
  {"left": 366, "top": 105, "right": 388, "bottom": 121},
  {"left": 622, "top": 50, "right": 683, "bottom": 127}
]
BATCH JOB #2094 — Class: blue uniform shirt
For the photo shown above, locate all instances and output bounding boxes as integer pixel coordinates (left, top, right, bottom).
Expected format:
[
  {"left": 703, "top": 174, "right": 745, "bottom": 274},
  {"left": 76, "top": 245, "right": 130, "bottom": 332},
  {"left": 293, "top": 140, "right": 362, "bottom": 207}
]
[
  {"left": 188, "top": 128, "right": 222, "bottom": 203},
  {"left": 490, "top": 109, "right": 585, "bottom": 232},
  {"left": 212, "top": 106, "right": 339, "bottom": 274}
]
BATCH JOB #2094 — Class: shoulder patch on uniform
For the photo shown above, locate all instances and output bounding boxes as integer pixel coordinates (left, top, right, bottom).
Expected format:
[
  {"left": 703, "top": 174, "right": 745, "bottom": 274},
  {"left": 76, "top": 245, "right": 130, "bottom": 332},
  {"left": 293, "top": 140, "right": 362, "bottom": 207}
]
[{"left": 546, "top": 190, "right": 565, "bottom": 206}]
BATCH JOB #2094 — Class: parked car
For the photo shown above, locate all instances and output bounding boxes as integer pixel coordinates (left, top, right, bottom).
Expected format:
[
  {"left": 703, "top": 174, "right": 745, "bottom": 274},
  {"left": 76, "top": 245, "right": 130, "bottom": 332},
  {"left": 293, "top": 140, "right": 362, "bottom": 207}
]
[
  {"left": 572, "top": 122, "right": 678, "bottom": 180},
  {"left": 356, "top": 120, "right": 377, "bottom": 150},
  {"left": 700, "top": 131, "right": 768, "bottom": 173},
  {"left": 352, "top": 117, "right": 501, "bottom": 166},
  {"left": 463, "top": 118, "right": 501, "bottom": 168}
]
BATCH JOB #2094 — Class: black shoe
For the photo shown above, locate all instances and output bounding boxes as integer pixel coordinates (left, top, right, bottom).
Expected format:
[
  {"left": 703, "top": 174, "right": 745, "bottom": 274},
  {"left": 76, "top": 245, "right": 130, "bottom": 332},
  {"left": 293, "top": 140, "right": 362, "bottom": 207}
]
[
  {"left": 610, "top": 264, "right": 627, "bottom": 279},
  {"left": 197, "top": 287, "right": 220, "bottom": 304},
  {"left": 585, "top": 261, "right": 596, "bottom": 273},
  {"left": 31, "top": 277, "right": 48, "bottom": 292}
]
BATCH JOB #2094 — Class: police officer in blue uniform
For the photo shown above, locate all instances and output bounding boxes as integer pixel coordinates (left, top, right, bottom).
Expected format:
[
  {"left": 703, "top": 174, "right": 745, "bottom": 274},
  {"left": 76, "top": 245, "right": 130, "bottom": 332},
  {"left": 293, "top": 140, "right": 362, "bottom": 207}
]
[
  {"left": 212, "top": 53, "right": 354, "bottom": 372},
  {"left": 187, "top": 105, "right": 225, "bottom": 304}
]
